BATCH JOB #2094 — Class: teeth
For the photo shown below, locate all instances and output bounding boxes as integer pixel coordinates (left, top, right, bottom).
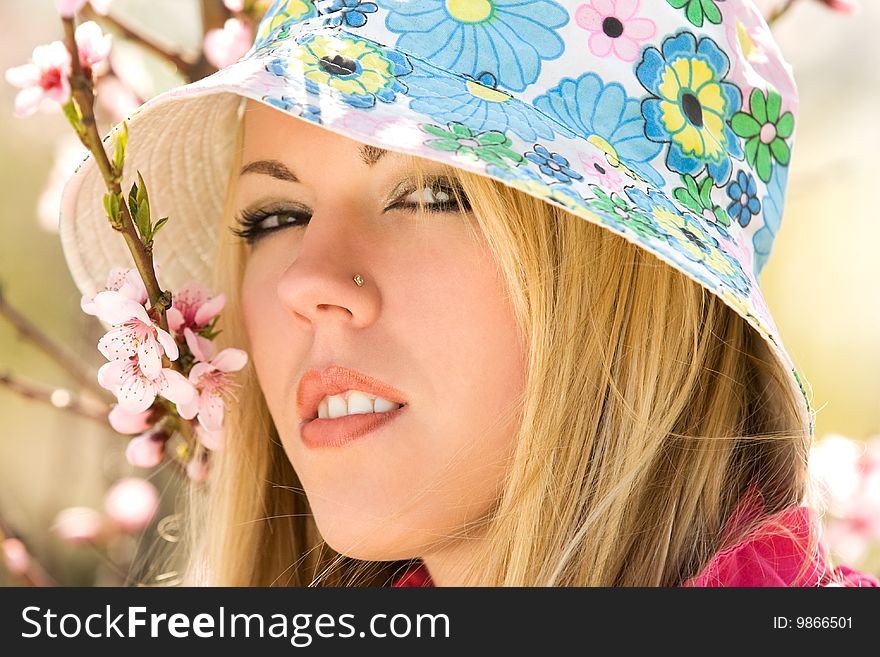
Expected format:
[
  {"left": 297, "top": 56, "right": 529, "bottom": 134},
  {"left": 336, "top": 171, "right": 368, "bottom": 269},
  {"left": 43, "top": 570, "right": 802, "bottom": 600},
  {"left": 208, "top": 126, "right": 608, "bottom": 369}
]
[{"left": 316, "top": 389, "right": 403, "bottom": 419}]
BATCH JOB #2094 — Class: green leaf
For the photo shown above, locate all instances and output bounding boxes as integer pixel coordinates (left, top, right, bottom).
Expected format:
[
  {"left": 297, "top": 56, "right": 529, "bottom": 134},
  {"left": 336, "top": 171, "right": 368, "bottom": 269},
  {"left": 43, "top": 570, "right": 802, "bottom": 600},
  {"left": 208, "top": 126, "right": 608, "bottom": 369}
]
[
  {"left": 702, "top": 0, "right": 722, "bottom": 25},
  {"left": 698, "top": 176, "right": 714, "bottom": 209},
  {"left": 136, "top": 171, "right": 150, "bottom": 220},
  {"left": 673, "top": 187, "right": 701, "bottom": 214},
  {"left": 61, "top": 100, "right": 84, "bottom": 135},
  {"left": 152, "top": 217, "right": 169, "bottom": 237},
  {"left": 712, "top": 206, "right": 730, "bottom": 228},
  {"left": 127, "top": 179, "right": 139, "bottom": 219},
  {"left": 683, "top": 174, "right": 699, "bottom": 198},
  {"left": 113, "top": 122, "right": 128, "bottom": 174}
]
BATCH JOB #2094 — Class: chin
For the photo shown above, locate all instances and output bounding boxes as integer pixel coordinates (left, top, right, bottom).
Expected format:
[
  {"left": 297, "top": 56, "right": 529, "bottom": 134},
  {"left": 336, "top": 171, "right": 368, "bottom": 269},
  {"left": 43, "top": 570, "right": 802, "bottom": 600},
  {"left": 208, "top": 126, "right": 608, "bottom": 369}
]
[{"left": 313, "top": 511, "right": 421, "bottom": 562}]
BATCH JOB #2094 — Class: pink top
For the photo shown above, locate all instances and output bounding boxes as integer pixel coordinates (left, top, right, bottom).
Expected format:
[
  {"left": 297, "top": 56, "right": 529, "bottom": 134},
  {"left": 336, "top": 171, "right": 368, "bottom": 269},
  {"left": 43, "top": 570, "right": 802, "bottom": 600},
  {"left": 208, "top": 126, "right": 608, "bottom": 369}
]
[{"left": 393, "top": 488, "right": 879, "bottom": 587}]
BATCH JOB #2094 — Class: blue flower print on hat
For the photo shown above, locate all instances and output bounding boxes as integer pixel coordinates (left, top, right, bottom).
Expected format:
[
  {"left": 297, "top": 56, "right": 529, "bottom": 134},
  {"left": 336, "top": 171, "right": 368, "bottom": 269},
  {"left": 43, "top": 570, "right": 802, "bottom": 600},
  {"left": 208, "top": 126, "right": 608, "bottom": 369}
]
[
  {"left": 376, "top": 0, "right": 569, "bottom": 92},
  {"left": 626, "top": 188, "right": 751, "bottom": 295},
  {"left": 525, "top": 144, "right": 583, "bottom": 184},
  {"left": 266, "top": 32, "right": 411, "bottom": 108},
  {"left": 726, "top": 170, "right": 760, "bottom": 228},
  {"left": 532, "top": 72, "right": 666, "bottom": 188},
  {"left": 249, "top": 0, "right": 319, "bottom": 56},
  {"left": 322, "top": 0, "right": 378, "bottom": 28},
  {"left": 404, "top": 64, "right": 558, "bottom": 142},
  {"left": 636, "top": 31, "right": 744, "bottom": 186}
]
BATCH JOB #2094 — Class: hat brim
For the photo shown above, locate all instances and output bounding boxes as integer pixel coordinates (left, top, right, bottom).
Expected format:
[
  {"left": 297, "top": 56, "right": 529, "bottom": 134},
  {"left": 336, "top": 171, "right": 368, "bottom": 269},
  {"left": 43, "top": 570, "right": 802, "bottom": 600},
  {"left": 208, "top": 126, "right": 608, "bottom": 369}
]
[{"left": 58, "top": 29, "right": 812, "bottom": 432}]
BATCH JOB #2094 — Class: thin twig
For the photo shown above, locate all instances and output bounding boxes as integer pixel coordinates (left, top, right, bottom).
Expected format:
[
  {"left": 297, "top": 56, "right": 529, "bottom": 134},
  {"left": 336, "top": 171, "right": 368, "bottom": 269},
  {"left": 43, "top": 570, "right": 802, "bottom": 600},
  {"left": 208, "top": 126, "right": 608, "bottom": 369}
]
[
  {"left": 766, "top": 0, "right": 799, "bottom": 25},
  {"left": 81, "top": 5, "right": 197, "bottom": 78},
  {"left": 0, "top": 282, "right": 110, "bottom": 401},
  {"left": 63, "top": 17, "right": 171, "bottom": 335},
  {"left": 0, "top": 371, "right": 110, "bottom": 425}
]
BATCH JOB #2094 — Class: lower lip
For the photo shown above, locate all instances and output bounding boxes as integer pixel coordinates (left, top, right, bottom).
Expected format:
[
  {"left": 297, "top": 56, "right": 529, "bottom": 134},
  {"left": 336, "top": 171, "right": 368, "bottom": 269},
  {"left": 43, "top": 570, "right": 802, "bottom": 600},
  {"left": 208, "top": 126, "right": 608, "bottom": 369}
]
[{"left": 299, "top": 406, "right": 407, "bottom": 448}]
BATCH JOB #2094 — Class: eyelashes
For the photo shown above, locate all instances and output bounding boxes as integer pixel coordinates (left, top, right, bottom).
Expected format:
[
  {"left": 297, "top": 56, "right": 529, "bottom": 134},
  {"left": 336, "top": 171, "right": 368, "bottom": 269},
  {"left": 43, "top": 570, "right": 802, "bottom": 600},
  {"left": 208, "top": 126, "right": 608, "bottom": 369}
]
[{"left": 231, "top": 175, "right": 471, "bottom": 245}]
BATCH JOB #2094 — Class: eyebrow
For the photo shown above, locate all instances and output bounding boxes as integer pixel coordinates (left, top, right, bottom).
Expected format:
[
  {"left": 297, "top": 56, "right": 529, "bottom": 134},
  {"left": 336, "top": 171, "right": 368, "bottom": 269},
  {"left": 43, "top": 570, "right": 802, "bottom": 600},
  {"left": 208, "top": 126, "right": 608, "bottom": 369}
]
[{"left": 240, "top": 144, "right": 390, "bottom": 181}]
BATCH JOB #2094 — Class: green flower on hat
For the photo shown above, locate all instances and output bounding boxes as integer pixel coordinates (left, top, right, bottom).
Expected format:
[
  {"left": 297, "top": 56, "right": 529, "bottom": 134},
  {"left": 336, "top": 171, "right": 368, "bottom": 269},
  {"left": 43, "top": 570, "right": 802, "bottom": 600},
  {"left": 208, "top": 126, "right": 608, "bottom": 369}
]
[
  {"left": 272, "top": 33, "right": 412, "bottom": 108},
  {"left": 583, "top": 185, "right": 663, "bottom": 242},
  {"left": 421, "top": 122, "right": 524, "bottom": 168},
  {"left": 666, "top": 0, "right": 723, "bottom": 28},
  {"left": 730, "top": 88, "right": 794, "bottom": 183}
]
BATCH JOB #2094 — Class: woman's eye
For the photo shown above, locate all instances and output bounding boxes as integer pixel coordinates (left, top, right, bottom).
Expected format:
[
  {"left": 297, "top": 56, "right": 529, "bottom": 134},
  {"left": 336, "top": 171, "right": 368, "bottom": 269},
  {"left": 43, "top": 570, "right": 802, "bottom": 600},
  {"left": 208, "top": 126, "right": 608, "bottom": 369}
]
[
  {"left": 393, "top": 180, "right": 471, "bottom": 213},
  {"left": 231, "top": 207, "right": 310, "bottom": 245}
]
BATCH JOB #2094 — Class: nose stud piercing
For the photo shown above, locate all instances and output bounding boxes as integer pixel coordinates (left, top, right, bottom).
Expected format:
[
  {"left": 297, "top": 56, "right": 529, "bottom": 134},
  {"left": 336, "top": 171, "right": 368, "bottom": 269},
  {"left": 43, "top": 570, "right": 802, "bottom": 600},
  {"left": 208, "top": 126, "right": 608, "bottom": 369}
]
[{"left": 353, "top": 274, "right": 364, "bottom": 287}]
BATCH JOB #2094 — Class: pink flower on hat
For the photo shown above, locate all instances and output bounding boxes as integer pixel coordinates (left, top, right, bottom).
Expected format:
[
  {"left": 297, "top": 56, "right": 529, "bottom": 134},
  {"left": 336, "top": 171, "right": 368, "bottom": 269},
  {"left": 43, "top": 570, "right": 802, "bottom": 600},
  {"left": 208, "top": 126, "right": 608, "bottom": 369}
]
[
  {"left": 52, "top": 506, "right": 105, "bottom": 544},
  {"left": 578, "top": 150, "right": 627, "bottom": 194},
  {"left": 5, "top": 41, "right": 72, "bottom": 118},
  {"left": 575, "top": 0, "right": 656, "bottom": 63},
  {"left": 167, "top": 281, "right": 226, "bottom": 334},
  {"left": 177, "top": 327, "right": 248, "bottom": 443}
]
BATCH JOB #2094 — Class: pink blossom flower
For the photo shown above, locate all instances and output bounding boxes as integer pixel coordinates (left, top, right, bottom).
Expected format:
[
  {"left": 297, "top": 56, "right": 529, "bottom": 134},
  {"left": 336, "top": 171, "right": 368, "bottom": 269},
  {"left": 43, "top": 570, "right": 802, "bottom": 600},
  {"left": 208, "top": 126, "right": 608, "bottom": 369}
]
[
  {"left": 82, "top": 267, "right": 148, "bottom": 315},
  {"left": 104, "top": 478, "right": 159, "bottom": 532},
  {"left": 108, "top": 403, "right": 153, "bottom": 434},
  {"left": 98, "top": 357, "right": 195, "bottom": 414},
  {"left": 75, "top": 21, "right": 112, "bottom": 80},
  {"left": 167, "top": 281, "right": 226, "bottom": 334},
  {"left": 818, "top": 0, "right": 859, "bottom": 13},
  {"left": 1, "top": 538, "right": 31, "bottom": 576},
  {"left": 186, "top": 454, "right": 210, "bottom": 482},
  {"left": 203, "top": 18, "right": 253, "bottom": 70},
  {"left": 578, "top": 150, "right": 627, "bottom": 193},
  {"left": 52, "top": 507, "right": 105, "bottom": 544},
  {"left": 177, "top": 327, "right": 247, "bottom": 436},
  {"left": 196, "top": 423, "right": 225, "bottom": 451},
  {"left": 55, "top": 0, "right": 113, "bottom": 17},
  {"left": 575, "top": 0, "right": 656, "bottom": 63},
  {"left": 124, "top": 430, "right": 167, "bottom": 467},
  {"left": 5, "top": 41, "right": 72, "bottom": 118},
  {"left": 224, "top": 0, "right": 245, "bottom": 11},
  {"left": 93, "top": 291, "right": 179, "bottom": 377}
]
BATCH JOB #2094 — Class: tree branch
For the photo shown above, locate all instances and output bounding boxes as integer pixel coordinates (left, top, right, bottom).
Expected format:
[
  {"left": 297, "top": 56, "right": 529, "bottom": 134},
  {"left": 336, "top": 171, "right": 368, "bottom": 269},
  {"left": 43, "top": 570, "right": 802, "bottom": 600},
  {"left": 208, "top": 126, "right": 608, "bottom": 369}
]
[
  {"left": 63, "top": 17, "right": 172, "bottom": 335},
  {"left": 0, "top": 282, "right": 110, "bottom": 401},
  {"left": 81, "top": 5, "right": 197, "bottom": 78},
  {"left": 0, "top": 371, "right": 110, "bottom": 426}
]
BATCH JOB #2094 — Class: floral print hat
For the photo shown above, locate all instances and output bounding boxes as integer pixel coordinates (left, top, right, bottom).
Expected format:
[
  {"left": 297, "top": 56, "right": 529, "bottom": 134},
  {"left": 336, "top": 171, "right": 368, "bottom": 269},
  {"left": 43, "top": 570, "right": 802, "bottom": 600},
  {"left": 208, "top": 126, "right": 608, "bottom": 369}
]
[{"left": 59, "top": 0, "right": 815, "bottom": 435}]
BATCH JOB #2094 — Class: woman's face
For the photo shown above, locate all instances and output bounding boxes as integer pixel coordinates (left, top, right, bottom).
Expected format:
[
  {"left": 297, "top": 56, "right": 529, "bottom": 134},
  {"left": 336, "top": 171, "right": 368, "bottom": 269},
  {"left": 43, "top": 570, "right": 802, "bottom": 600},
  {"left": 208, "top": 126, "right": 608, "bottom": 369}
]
[{"left": 236, "top": 101, "right": 526, "bottom": 562}]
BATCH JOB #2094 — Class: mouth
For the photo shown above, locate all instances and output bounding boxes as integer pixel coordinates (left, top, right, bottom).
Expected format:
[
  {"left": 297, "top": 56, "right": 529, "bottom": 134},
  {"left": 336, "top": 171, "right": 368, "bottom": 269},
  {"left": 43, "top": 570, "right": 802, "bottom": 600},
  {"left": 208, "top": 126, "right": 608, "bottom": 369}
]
[
  {"left": 299, "top": 404, "right": 408, "bottom": 449},
  {"left": 297, "top": 365, "right": 408, "bottom": 418}
]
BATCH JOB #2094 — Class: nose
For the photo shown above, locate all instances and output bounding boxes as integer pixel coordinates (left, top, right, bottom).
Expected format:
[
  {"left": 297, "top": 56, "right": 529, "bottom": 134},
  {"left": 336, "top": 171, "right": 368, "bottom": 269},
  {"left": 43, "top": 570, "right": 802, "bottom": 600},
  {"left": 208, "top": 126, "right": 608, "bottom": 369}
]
[{"left": 275, "top": 210, "right": 380, "bottom": 331}]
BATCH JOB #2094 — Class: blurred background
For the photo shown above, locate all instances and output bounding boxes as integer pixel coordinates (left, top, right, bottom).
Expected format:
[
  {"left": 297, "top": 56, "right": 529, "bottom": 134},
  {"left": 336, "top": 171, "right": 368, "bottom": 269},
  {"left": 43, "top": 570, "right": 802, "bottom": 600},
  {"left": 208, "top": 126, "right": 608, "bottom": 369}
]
[{"left": 1, "top": 0, "right": 878, "bottom": 585}]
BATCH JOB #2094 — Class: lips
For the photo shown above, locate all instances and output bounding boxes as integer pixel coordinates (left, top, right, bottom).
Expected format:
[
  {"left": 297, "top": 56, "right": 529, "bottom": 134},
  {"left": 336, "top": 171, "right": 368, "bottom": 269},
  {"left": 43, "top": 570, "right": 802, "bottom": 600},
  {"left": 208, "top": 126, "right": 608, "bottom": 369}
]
[{"left": 296, "top": 365, "right": 408, "bottom": 422}]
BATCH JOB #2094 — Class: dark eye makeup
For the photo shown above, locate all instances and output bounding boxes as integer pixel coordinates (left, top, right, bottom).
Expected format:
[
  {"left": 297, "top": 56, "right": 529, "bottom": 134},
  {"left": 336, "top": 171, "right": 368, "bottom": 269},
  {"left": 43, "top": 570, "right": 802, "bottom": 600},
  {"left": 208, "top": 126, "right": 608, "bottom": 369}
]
[{"left": 231, "top": 175, "right": 471, "bottom": 245}]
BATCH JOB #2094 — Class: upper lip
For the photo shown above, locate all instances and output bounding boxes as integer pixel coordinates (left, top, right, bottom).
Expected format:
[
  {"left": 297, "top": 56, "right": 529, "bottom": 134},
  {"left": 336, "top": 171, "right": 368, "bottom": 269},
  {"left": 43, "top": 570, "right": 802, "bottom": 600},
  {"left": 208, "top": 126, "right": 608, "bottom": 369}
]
[{"left": 296, "top": 365, "right": 408, "bottom": 421}]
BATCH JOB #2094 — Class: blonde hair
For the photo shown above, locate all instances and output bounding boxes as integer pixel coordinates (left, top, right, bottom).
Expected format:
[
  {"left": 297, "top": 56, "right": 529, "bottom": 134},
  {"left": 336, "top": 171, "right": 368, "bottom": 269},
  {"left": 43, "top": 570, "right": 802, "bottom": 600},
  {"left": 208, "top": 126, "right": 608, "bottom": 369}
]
[{"left": 172, "top": 105, "right": 823, "bottom": 587}]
